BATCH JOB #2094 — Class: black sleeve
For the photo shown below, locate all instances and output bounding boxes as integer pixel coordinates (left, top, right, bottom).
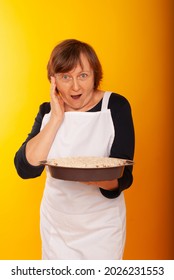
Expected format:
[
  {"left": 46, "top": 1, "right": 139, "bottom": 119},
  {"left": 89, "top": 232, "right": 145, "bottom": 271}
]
[
  {"left": 99, "top": 93, "right": 135, "bottom": 199},
  {"left": 14, "top": 102, "right": 51, "bottom": 179}
]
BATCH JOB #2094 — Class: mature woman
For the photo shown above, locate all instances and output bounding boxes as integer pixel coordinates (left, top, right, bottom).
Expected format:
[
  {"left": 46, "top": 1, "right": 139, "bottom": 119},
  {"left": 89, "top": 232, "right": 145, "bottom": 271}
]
[{"left": 14, "top": 39, "right": 135, "bottom": 259}]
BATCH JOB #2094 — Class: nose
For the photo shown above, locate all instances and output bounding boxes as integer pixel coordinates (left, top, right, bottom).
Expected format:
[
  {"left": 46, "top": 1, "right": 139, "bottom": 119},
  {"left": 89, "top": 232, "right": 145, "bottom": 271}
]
[{"left": 71, "top": 77, "right": 80, "bottom": 91}]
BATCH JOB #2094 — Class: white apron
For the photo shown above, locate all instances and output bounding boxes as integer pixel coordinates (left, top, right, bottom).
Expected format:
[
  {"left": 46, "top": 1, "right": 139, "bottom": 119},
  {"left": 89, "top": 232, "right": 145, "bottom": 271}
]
[{"left": 40, "top": 91, "right": 126, "bottom": 259}]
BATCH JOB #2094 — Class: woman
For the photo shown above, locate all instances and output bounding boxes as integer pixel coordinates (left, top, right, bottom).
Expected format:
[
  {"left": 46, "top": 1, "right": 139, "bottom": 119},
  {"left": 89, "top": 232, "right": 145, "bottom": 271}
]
[{"left": 14, "top": 39, "right": 135, "bottom": 259}]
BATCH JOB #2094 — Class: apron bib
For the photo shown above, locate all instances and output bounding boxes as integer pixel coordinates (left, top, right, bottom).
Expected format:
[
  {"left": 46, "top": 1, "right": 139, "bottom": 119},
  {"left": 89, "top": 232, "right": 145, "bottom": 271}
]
[{"left": 40, "top": 91, "right": 126, "bottom": 259}]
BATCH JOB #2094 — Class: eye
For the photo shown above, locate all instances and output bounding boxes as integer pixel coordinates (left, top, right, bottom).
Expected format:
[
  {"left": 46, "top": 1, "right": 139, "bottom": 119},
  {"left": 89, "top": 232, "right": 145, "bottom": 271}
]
[
  {"left": 79, "top": 73, "right": 88, "bottom": 79},
  {"left": 62, "top": 74, "right": 71, "bottom": 80}
]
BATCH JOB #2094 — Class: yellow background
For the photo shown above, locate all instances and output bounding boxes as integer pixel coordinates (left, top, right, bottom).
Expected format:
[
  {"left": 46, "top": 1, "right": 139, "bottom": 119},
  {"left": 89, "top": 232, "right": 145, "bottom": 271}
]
[{"left": 0, "top": 0, "right": 173, "bottom": 259}]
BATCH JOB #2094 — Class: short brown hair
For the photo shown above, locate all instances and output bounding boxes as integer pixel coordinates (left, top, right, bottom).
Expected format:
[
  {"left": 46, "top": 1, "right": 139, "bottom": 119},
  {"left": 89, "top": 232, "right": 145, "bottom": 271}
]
[{"left": 47, "top": 39, "right": 103, "bottom": 89}]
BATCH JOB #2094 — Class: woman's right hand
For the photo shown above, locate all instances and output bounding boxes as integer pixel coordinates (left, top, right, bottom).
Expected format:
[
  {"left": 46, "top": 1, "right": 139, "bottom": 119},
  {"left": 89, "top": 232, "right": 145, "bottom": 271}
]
[
  {"left": 26, "top": 76, "right": 65, "bottom": 166},
  {"left": 50, "top": 76, "right": 65, "bottom": 124}
]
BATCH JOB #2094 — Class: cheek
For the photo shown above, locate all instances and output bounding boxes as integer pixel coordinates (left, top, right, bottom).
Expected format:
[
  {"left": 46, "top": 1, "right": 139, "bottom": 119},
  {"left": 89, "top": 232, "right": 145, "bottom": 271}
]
[
  {"left": 57, "top": 87, "right": 70, "bottom": 101},
  {"left": 56, "top": 83, "right": 67, "bottom": 95},
  {"left": 86, "top": 80, "right": 95, "bottom": 92},
  {"left": 87, "top": 76, "right": 95, "bottom": 88}
]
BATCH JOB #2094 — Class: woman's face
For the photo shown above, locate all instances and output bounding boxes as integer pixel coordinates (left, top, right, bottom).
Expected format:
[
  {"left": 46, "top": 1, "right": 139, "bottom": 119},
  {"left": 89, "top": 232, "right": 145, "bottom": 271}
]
[{"left": 54, "top": 54, "right": 95, "bottom": 111}]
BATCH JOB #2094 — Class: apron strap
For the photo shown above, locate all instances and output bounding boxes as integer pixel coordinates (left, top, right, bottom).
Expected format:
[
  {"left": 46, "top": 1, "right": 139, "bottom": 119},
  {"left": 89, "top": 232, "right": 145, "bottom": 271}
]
[{"left": 101, "top": 91, "right": 112, "bottom": 111}]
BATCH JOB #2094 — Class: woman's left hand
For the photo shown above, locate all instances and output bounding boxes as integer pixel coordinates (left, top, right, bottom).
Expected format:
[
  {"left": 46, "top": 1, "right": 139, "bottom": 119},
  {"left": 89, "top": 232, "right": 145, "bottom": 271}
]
[{"left": 82, "top": 179, "right": 119, "bottom": 191}]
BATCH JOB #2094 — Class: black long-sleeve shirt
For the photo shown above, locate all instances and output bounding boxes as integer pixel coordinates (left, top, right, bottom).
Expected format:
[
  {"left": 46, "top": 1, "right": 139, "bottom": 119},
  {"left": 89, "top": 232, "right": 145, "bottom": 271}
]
[{"left": 14, "top": 92, "right": 135, "bottom": 199}]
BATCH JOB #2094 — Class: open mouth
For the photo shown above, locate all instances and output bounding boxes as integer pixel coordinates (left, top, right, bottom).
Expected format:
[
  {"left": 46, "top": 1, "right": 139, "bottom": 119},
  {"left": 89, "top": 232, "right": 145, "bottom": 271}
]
[{"left": 71, "top": 94, "right": 82, "bottom": 100}]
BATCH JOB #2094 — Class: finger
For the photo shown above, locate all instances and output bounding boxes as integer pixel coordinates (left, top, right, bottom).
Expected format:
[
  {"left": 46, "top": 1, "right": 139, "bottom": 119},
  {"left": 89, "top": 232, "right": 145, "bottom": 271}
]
[
  {"left": 50, "top": 76, "right": 56, "bottom": 93},
  {"left": 50, "top": 75, "right": 56, "bottom": 84},
  {"left": 51, "top": 76, "right": 56, "bottom": 88}
]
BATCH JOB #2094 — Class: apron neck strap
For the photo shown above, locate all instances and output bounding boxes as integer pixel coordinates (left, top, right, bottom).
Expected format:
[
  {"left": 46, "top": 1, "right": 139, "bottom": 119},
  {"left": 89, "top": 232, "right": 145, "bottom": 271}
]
[{"left": 101, "top": 92, "right": 112, "bottom": 111}]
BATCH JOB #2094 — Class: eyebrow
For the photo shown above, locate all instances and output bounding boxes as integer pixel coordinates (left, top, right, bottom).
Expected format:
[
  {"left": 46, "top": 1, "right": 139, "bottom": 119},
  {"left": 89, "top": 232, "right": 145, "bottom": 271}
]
[{"left": 59, "top": 70, "right": 91, "bottom": 75}]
